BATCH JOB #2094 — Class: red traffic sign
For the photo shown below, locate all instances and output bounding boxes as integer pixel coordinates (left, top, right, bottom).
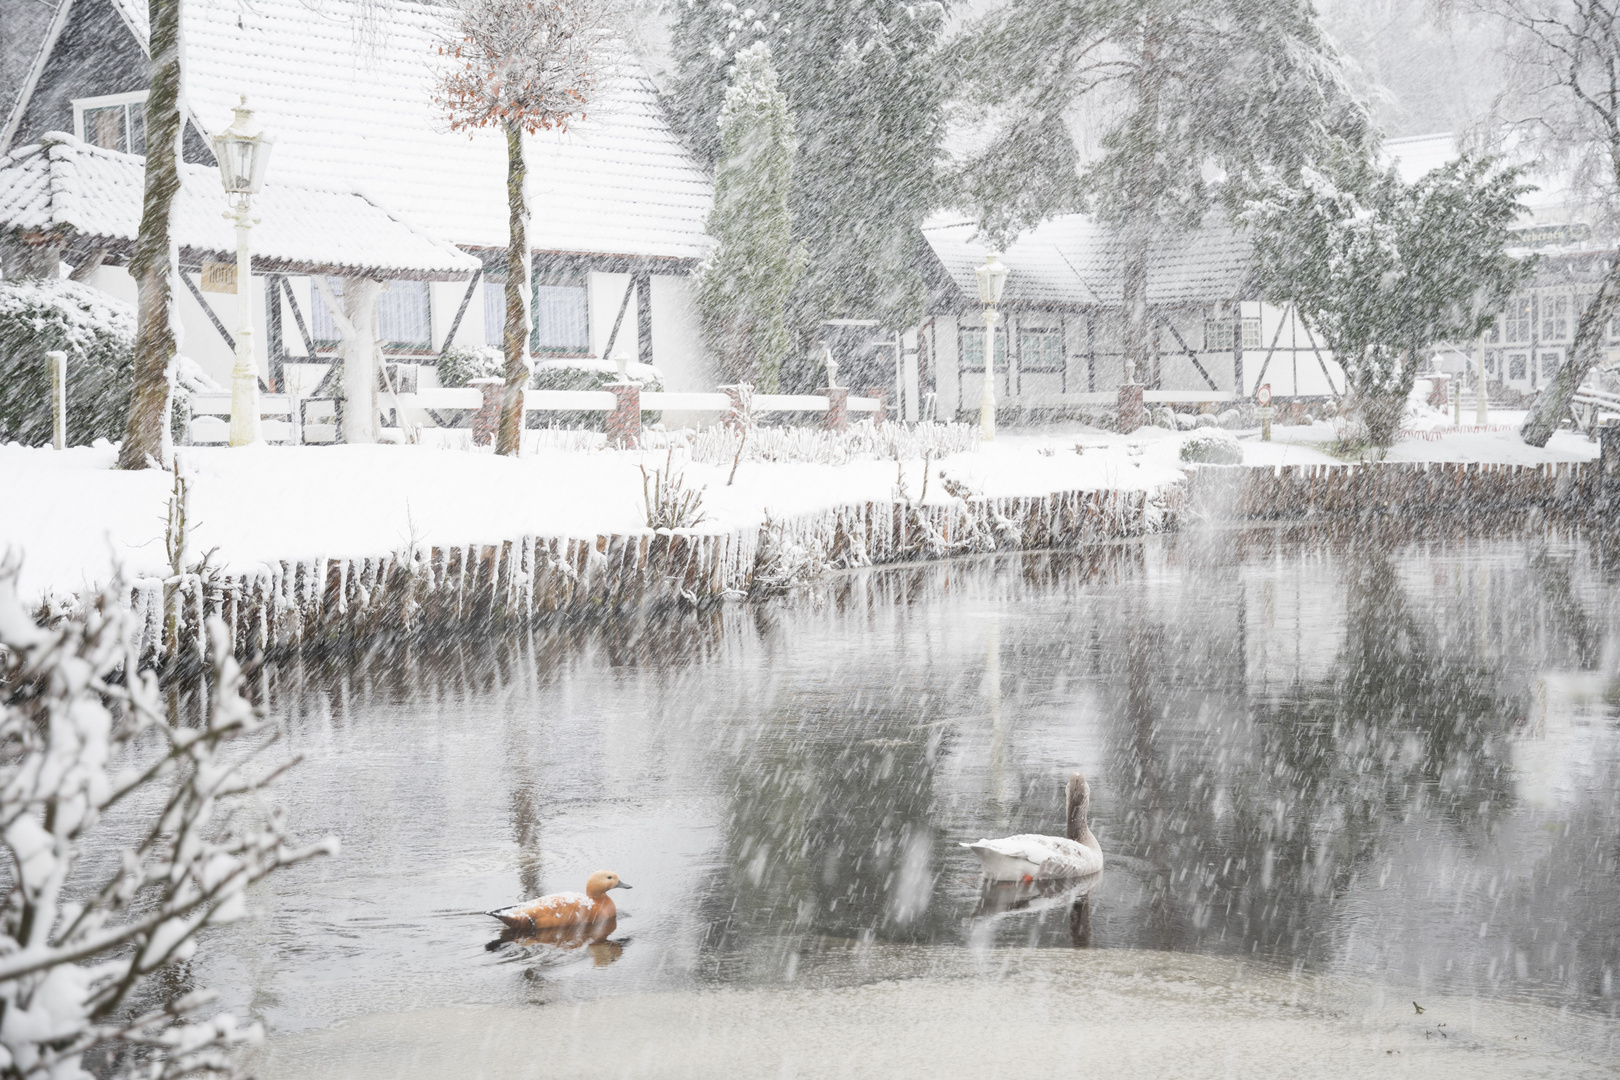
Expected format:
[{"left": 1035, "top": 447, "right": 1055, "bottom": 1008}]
[{"left": 1256, "top": 384, "right": 1272, "bottom": 406}]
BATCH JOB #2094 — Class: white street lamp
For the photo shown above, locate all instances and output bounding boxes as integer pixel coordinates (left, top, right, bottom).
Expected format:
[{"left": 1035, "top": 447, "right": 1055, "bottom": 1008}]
[
  {"left": 213, "top": 96, "right": 273, "bottom": 447},
  {"left": 975, "top": 252, "right": 1009, "bottom": 441}
]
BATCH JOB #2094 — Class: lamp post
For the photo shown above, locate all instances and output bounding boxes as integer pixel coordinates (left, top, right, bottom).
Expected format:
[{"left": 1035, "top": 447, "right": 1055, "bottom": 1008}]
[
  {"left": 975, "top": 252, "right": 1009, "bottom": 441},
  {"left": 213, "top": 96, "right": 273, "bottom": 447}
]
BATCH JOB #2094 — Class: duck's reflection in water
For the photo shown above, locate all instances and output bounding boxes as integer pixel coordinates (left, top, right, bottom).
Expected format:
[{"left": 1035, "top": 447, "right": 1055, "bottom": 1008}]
[
  {"left": 969, "top": 873, "right": 1099, "bottom": 949},
  {"left": 485, "top": 919, "right": 626, "bottom": 967}
]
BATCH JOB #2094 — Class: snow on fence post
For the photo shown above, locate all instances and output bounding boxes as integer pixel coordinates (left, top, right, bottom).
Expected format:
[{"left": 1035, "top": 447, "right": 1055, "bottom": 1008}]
[
  {"left": 46, "top": 349, "right": 66, "bottom": 449},
  {"left": 820, "top": 386, "right": 849, "bottom": 432},
  {"left": 606, "top": 381, "right": 642, "bottom": 447},
  {"left": 470, "top": 377, "right": 503, "bottom": 446}
]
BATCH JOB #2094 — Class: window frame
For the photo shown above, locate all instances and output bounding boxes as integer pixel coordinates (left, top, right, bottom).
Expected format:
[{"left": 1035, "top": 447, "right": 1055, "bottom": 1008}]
[
  {"left": 72, "top": 91, "right": 148, "bottom": 154},
  {"left": 1016, "top": 327, "right": 1065, "bottom": 374},
  {"left": 1203, "top": 316, "right": 1261, "bottom": 352},
  {"left": 530, "top": 273, "right": 591, "bottom": 357},
  {"left": 958, "top": 324, "right": 1009, "bottom": 374}
]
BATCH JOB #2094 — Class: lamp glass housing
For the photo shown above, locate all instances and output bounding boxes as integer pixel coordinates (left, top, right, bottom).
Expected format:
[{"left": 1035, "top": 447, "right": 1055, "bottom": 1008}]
[
  {"left": 212, "top": 97, "right": 272, "bottom": 195},
  {"left": 976, "top": 253, "right": 1009, "bottom": 306}
]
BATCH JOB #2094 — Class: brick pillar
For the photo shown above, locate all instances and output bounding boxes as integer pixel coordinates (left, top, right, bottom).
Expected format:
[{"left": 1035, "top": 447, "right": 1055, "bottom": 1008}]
[
  {"left": 1117, "top": 383, "right": 1144, "bottom": 434},
  {"left": 871, "top": 387, "right": 888, "bottom": 426},
  {"left": 819, "top": 387, "right": 849, "bottom": 432},
  {"left": 471, "top": 377, "right": 502, "bottom": 446},
  {"left": 606, "top": 382, "right": 641, "bottom": 447},
  {"left": 1428, "top": 374, "right": 1450, "bottom": 411}
]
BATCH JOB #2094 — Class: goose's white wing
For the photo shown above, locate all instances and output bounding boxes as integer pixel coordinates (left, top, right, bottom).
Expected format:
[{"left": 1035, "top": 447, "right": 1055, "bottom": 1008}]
[{"left": 961, "top": 834, "right": 1103, "bottom": 881}]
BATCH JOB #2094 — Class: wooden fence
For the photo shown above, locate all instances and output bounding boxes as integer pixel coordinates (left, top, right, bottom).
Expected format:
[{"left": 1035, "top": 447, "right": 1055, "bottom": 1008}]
[
  {"left": 1185, "top": 460, "right": 1598, "bottom": 519},
  {"left": 127, "top": 486, "right": 1178, "bottom": 663}
]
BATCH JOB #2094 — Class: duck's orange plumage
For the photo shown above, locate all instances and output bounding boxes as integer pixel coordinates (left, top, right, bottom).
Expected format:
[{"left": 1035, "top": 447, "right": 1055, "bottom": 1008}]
[{"left": 489, "top": 870, "right": 631, "bottom": 935}]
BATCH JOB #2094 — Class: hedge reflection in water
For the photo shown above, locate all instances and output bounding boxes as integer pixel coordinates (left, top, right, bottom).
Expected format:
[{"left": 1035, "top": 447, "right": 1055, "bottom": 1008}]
[{"left": 241, "top": 518, "right": 1620, "bottom": 1024}]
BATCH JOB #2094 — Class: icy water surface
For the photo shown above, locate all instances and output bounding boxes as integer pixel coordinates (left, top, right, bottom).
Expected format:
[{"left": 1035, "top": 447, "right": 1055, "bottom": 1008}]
[{"left": 209, "top": 521, "right": 1620, "bottom": 1076}]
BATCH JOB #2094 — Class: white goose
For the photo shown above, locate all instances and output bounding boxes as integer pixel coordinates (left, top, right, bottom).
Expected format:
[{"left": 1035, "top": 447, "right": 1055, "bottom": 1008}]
[{"left": 962, "top": 771, "right": 1104, "bottom": 881}]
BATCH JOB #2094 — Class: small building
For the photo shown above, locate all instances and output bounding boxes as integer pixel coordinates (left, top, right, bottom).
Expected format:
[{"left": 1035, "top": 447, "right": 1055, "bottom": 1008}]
[
  {"left": 916, "top": 213, "right": 1343, "bottom": 421},
  {"left": 1, "top": 0, "right": 714, "bottom": 436}
]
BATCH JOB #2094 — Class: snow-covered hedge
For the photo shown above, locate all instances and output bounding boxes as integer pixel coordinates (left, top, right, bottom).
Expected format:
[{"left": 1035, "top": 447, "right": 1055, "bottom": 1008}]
[
  {"left": 0, "top": 279, "right": 134, "bottom": 446},
  {"left": 1179, "top": 428, "right": 1244, "bottom": 465},
  {"left": 436, "top": 350, "right": 666, "bottom": 430}
]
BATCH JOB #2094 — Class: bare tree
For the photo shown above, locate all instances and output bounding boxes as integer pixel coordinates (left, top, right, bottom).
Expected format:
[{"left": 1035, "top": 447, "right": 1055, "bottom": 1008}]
[
  {"left": 117, "top": 0, "right": 184, "bottom": 471},
  {"left": 1473, "top": 0, "right": 1620, "bottom": 446},
  {"left": 0, "top": 567, "right": 334, "bottom": 1078},
  {"left": 436, "top": 0, "right": 623, "bottom": 457}
]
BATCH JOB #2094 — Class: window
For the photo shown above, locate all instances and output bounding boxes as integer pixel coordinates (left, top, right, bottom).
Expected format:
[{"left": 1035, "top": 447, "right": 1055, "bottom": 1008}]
[
  {"left": 1508, "top": 353, "right": 1528, "bottom": 381},
  {"left": 959, "top": 326, "right": 1008, "bottom": 372},
  {"left": 73, "top": 91, "right": 147, "bottom": 154},
  {"left": 1018, "top": 329, "right": 1064, "bottom": 372},
  {"left": 1502, "top": 296, "right": 1532, "bottom": 343},
  {"left": 310, "top": 278, "right": 432, "bottom": 349},
  {"left": 379, "top": 280, "right": 431, "bottom": 348},
  {"left": 1542, "top": 352, "right": 1562, "bottom": 380},
  {"left": 1203, "top": 317, "right": 1261, "bottom": 351},
  {"left": 1485, "top": 351, "right": 1500, "bottom": 377},
  {"left": 484, "top": 280, "right": 506, "bottom": 347},
  {"left": 1541, "top": 294, "right": 1569, "bottom": 341},
  {"left": 532, "top": 276, "right": 590, "bottom": 354}
]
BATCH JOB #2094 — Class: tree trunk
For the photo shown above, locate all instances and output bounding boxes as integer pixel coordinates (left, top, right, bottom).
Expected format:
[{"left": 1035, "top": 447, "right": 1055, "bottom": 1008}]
[
  {"left": 1120, "top": 230, "right": 1151, "bottom": 385},
  {"left": 341, "top": 278, "right": 380, "bottom": 443},
  {"left": 498, "top": 119, "right": 531, "bottom": 457},
  {"left": 117, "top": 0, "right": 183, "bottom": 470},
  {"left": 1521, "top": 264, "right": 1620, "bottom": 447}
]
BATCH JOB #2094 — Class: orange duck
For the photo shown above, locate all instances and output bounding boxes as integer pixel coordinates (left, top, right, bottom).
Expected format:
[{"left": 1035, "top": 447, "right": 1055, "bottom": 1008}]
[{"left": 488, "top": 871, "right": 631, "bottom": 939}]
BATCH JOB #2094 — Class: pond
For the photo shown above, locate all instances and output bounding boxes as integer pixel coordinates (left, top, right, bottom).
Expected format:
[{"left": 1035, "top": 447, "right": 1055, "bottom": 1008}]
[{"left": 206, "top": 521, "right": 1620, "bottom": 1076}]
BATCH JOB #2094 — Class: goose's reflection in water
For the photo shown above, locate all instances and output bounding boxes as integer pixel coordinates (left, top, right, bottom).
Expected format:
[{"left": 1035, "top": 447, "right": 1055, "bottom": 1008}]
[
  {"left": 969, "top": 873, "right": 1099, "bottom": 948},
  {"left": 485, "top": 920, "right": 627, "bottom": 967}
]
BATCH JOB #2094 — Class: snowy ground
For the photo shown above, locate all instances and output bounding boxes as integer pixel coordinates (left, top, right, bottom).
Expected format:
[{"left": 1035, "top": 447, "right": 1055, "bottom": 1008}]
[{"left": 0, "top": 415, "right": 1598, "bottom": 603}]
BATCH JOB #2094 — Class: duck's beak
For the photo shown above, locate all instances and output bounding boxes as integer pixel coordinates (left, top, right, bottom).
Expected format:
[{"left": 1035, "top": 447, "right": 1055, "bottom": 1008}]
[{"left": 616, "top": 881, "right": 633, "bottom": 890}]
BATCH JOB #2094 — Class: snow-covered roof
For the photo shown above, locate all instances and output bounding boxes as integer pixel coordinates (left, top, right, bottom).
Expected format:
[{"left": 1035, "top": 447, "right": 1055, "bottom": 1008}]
[
  {"left": 0, "top": 133, "right": 480, "bottom": 279},
  {"left": 103, "top": 0, "right": 712, "bottom": 263},
  {"left": 923, "top": 213, "right": 1252, "bottom": 309}
]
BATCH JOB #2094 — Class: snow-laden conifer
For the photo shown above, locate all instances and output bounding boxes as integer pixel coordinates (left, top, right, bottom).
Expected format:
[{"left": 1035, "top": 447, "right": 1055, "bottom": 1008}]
[
  {"left": 0, "top": 568, "right": 334, "bottom": 1078},
  {"left": 436, "top": 0, "right": 625, "bottom": 456},
  {"left": 697, "top": 43, "right": 804, "bottom": 392}
]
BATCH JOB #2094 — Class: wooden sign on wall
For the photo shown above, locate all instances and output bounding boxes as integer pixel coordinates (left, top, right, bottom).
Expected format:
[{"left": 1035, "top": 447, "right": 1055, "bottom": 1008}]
[{"left": 200, "top": 262, "right": 236, "bottom": 293}]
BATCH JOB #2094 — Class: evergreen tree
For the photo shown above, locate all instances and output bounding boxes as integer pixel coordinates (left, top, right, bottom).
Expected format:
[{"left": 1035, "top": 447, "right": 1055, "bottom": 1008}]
[
  {"left": 1244, "top": 155, "right": 1531, "bottom": 447},
  {"left": 950, "top": 0, "right": 1371, "bottom": 385},
  {"left": 698, "top": 43, "right": 804, "bottom": 392},
  {"left": 670, "top": 1, "right": 951, "bottom": 385}
]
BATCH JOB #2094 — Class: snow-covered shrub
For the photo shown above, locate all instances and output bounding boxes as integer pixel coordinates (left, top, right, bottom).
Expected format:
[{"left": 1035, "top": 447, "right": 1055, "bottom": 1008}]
[
  {"left": 1180, "top": 429, "right": 1244, "bottom": 465},
  {"left": 0, "top": 280, "right": 134, "bottom": 446},
  {"left": 0, "top": 567, "right": 334, "bottom": 1079},
  {"left": 531, "top": 358, "right": 665, "bottom": 429},
  {"left": 688, "top": 420, "right": 977, "bottom": 467},
  {"left": 436, "top": 344, "right": 503, "bottom": 388},
  {"left": 640, "top": 446, "right": 707, "bottom": 529},
  {"left": 1148, "top": 406, "right": 1175, "bottom": 429}
]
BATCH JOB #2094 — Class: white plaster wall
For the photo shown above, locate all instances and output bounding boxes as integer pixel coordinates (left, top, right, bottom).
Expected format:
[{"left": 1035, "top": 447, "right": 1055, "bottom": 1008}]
[
  {"left": 588, "top": 272, "right": 633, "bottom": 360},
  {"left": 934, "top": 315, "right": 960, "bottom": 415},
  {"left": 649, "top": 274, "right": 704, "bottom": 391}
]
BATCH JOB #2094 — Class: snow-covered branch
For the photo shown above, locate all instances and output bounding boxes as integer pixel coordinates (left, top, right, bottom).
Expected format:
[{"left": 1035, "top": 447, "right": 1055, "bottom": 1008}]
[{"left": 0, "top": 568, "right": 336, "bottom": 1079}]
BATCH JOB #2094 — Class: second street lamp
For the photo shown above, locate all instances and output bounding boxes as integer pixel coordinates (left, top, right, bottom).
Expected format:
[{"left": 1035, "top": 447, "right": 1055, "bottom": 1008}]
[
  {"left": 975, "top": 252, "right": 1009, "bottom": 441},
  {"left": 213, "top": 96, "right": 273, "bottom": 448}
]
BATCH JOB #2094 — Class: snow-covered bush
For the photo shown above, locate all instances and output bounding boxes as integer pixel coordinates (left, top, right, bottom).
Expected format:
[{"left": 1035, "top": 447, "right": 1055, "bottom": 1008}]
[
  {"left": 0, "top": 280, "right": 134, "bottom": 446},
  {"left": 687, "top": 420, "right": 977, "bottom": 467},
  {"left": 435, "top": 344, "right": 503, "bottom": 388},
  {"left": 1180, "top": 429, "right": 1244, "bottom": 465},
  {"left": 0, "top": 567, "right": 334, "bottom": 1079},
  {"left": 532, "top": 358, "right": 664, "bottom": 429}
]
